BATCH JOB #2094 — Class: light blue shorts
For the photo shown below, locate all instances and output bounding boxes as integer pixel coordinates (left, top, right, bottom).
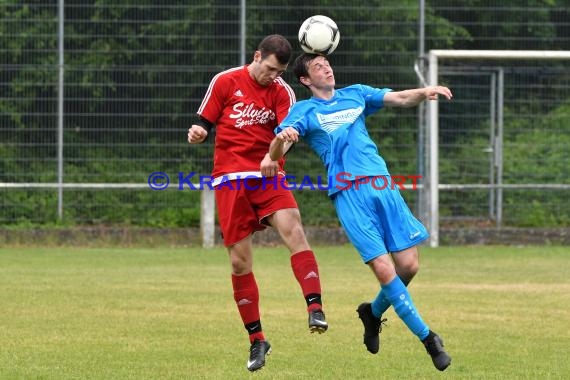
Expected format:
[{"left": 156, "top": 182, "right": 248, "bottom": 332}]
[{"left": 332, "top": 177, "right": 429, "bottom": 263}]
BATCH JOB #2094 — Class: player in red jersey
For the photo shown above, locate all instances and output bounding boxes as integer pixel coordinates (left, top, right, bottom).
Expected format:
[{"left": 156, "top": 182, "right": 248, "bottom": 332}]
[{"left": 187, "top": 35, "right": 327, "bottom": 372}]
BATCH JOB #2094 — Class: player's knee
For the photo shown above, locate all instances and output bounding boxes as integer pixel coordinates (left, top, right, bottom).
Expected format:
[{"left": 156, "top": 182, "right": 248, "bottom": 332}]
[
  {"left": 407, "top": 260, "right": 419, "bottom": 275},
  {"left": 278, "top": 220, "right": 304, "bottom": 239},
  {"left": 292, "top": 222, "right": 308, "bottom": 238},
  {"left": 281, "top": 223, "right": 310, "bottom": 251},
  {"left": 398, "top": 261, "right": 419, "bottom": 283},
  {"left": 230, "top": 258, "right": 249, "bottom": 274},
  {"left": 368, "top": 256, "right": 398, "bottom": 284},
  {"left": 228, "top": 250, "right": 252, "bottom": 274}
]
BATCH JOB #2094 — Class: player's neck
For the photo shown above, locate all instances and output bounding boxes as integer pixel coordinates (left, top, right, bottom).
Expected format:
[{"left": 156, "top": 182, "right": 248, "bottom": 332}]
[
  {"left": 313, "top": 87, "right": 335, "bottom": 100},
  {"left": 246, "top": 63, "right": 255, "bottom": 79}
]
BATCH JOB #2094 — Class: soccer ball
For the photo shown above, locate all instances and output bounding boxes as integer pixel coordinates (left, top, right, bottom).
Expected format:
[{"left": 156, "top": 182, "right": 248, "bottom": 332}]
[{"left": 298, "top": 15, "right": 340, "bottom": 55}]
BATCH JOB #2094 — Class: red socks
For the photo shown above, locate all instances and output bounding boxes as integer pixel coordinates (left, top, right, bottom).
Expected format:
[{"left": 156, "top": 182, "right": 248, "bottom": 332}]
[
  {"left": 232, "top": 251, "right": 323, "bottom": 343},
  {"left": 232, "top": 272, "right": 264, "bottom": 343},
  {"left": 290, "top": 250, "right": 323, "bottom": 312}
]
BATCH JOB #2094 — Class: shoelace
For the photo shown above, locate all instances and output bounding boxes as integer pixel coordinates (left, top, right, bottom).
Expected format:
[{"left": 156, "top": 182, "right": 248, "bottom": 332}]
[
  {"left": 358, "top": 308, "right": 387, "bottom": 334},
  {"left": 250, "top": 341, "right": 264, "bottom": 357},
  {"left": 378, "top": 317, "right": 388, "bottom": 333},
  {"left": 424, "top": 335, "right": 443, "bottom": 355},
  {"left": 312, "top": 310, "right": 325, "bottom": 320}
]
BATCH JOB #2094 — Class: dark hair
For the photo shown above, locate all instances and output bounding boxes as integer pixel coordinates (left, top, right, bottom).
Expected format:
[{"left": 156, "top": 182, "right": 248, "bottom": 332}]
[
  {"left": 293, "top": 53, "right": 322, "bottom": 88},
  {"left": 257, "top": 34, "right": 292, "bottom": 65}
]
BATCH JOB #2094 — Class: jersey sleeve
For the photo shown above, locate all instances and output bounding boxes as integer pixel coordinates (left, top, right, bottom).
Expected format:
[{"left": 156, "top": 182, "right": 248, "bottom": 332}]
[
  {"left": 274, "top": 102, "right": 308, "bottom": 136},
  {"left": 360, "top": 84, "right": 392, "bottom": 116},
  {"left": 196, "top": 72, "right": 230, "bottom": 124}
]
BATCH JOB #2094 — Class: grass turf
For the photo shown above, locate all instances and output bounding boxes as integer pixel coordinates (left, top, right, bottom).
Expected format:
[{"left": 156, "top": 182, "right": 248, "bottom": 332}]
[{"left": 0, "top": 246, "right": 568, "bottom": 379}]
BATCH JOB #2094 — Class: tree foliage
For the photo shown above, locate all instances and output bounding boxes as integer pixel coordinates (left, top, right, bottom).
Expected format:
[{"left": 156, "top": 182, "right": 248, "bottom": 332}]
[{"left": 1, "top": 1, "right": 569, "bottom": 227}]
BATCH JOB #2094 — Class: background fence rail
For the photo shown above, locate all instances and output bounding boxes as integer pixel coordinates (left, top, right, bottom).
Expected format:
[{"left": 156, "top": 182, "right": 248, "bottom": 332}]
[{"left": 1, "top": 2, "right": 569, "bottom": 243}]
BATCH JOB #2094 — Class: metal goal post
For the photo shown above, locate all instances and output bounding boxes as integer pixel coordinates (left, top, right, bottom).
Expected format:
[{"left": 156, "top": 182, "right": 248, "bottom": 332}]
[{"left": 425, "top": 50, "right": 570, "bottom": 247}]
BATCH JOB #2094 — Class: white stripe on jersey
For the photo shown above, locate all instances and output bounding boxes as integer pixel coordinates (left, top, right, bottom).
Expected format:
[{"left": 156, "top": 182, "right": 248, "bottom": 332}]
[
  {"left": 197, "top": 66, "right": 242, "bottom": 116},
  {"left": 275, "top": 76, "right": 296, "bottom": 109}
]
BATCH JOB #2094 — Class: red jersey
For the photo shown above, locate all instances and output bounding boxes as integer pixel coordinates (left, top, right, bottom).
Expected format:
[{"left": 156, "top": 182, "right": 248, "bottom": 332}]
[{"left": 197, "top": 65, "right": 295, "bottom": 182}]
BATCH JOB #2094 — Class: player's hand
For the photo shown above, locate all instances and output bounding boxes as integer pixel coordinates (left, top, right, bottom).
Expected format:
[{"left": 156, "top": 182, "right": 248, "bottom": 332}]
[
  {"left": 276, "top": 127, "right": 299, "bottom": 143},
  {"left": 260, "top": 153, "right": 279, "bottom": 177},
  {"left": 425, "top": 86, "right": 453, "bottom": 101},
  {"left": 187, "top": 125, "right": 208, "bottom": 144}
]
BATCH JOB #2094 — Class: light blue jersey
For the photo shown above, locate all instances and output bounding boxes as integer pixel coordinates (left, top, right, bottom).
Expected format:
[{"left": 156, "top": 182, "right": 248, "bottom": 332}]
[
  {"left": 275, "top": 84, "right": 392, "bottom": 197},
  {"left": 276, "top": 84, "right": 429, "bottom": 259}
]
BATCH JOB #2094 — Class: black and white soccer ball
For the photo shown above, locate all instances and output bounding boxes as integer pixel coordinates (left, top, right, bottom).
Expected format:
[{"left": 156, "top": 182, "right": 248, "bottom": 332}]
[{"left": 298, "top": 15, "right": 340, "bottom": 55}]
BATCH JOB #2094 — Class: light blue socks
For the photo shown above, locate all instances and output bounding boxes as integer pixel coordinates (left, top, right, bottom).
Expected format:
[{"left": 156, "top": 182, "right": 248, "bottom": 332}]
[
  {"left": 371, "top": 275, "right": 410, "bottom": 317},
  {"left": 371, "top": 289, "right": 391, "bottom": 318},
  {"left": 371, "top": 276, "right": 429, "bottom": 340}
]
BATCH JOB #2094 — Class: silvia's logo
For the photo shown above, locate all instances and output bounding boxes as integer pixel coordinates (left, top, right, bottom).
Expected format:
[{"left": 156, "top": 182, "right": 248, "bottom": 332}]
[{"left": 229, "top": 102, "right": 276, "bottom": 129}]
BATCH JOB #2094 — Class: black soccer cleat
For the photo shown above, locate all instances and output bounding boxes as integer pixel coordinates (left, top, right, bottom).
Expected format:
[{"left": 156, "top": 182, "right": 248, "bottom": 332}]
[
  {"left": 356, "top": 302, "right": 387, "bottom": 354},
  {"left": 422, "top": 330, "right": 451, "bottom": 371},
  {"left": 309, "top": 309, "right": 328, "bottom": 333},
  {"left": 247, "top": 339, "right": 271, "bottom": 372}
]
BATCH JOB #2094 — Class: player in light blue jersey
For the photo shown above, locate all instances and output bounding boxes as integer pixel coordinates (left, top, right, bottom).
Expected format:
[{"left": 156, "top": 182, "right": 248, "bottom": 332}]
[{"left": 269, "top": 53, "right": 453, "bottom": 371}]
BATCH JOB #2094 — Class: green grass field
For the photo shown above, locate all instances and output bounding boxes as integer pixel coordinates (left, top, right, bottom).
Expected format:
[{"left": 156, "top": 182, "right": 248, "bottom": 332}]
[{"left": 1, "top": 246, "right": 569, "bottom": 379}]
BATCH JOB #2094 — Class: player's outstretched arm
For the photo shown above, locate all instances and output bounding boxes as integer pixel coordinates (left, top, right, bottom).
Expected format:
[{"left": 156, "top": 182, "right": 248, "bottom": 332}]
[
  {"left": 383, "top": 86, "right": 452, "bottom": 108},
  {"left": 269, "top": 127, "right": 299, "bottom": 160}
]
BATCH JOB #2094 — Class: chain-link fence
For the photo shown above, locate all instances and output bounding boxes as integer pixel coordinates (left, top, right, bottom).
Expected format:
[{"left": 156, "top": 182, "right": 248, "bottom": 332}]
[{"left": 1, "top": 1, "right": 569, "bottom": 233}]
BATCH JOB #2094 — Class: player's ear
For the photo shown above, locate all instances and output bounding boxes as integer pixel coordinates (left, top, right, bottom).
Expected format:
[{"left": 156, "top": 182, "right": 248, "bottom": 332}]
[
  {"left": 300, "top": 76, "right": 311, "bottom": 86},
  {"left": 253, "top": 50, "right": 261, "bottom": 62}
]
